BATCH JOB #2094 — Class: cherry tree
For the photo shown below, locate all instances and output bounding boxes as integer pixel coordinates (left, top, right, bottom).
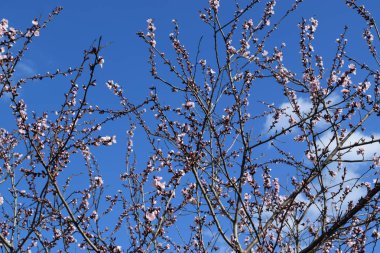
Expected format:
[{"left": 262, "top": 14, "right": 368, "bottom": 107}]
[{"left": 1, "top": 0, "right": 380, "bottom": 252}]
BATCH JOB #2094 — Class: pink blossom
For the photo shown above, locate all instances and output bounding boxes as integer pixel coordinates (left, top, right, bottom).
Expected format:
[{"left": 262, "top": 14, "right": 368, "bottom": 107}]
[
  {"left": 93, "top": 176, "right": 104, "bottom": 187},
  {"left": 309, "top": 79, "right": 320, "bottom": 92},
  {"left": 209, "top": 0, "right": 220, "bottom": 12},
  {"left": 113, "top": 246, "right": 122, "bottom": 253},
  {"left": 227, "top": 45, "right": 237, "bottom": 55},
  {"left": 360, "top": 81, "right": 371, "bottom": 92},
  {"left": 146, "top": 18, "right": 156, "bottom": 32},
  {"left": 98, "top": 135, "right": 116, "bottom": 146},
  {"left": 275, "top": 51, "right": 283, "bottom": 61},
  {"left": 288, "top": 116, "right": 297, "bottom": 125},
  {"left": 374, "top": 156, "right": 380, "bottom": 167},
  {"left": 348, "top": 63, "right": 356, "bottom": 74},
  {"left": 273, "top": 178, "right": 280, "bottom": 195},
  {"left": 153, "top": 176, "right": 165, "bottom": 190},
  {"left": 90, "top": 210, "right": 98, "bottom": 220},
  {"left": 310, "top": 17, "right": 318, "bottom": 32},
  {"left": 0, "top": 54, "right": 7, "bottom": 61},
  {"left": 356, "top": 148, "right": 364, "bottom": 155},
  {"left": 243, "top": 19, "right": 253, "bottom": 30},
  {"left": 0, "top": 19, "right": 8, "bottom": 36},
  {"left": 183, "top": 101, "right": 195, "bottom": 109},
  {"left": 346, "top": 240, "right": 354, "bottom": 247},
  {"left": 98, "top": 56, "right": 104, "bottom": 68},
  {"left": 294, "top": 135, "right": 306, "bottom": 142},
  {"left": 106, "top": 80, "right": 120, "bottom": 90},
  {"left": 372, "top": 229, "right": 380, "bottom": 239},
  {"left": 146, "top": 210, "right": 158, "bottom": 221}
]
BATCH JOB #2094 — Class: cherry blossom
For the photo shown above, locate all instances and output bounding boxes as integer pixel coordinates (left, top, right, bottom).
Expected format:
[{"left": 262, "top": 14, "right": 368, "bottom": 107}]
[{"left": 145, "top": 210, "right": 158, "bottom": 221}]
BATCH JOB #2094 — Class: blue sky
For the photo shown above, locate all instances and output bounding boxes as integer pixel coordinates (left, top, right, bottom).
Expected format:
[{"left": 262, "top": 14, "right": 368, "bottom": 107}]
[
  {"left": 1, "top": 0, "right": 380, "bottom": 251},
  {"left": 1, "top": 0, "right": 379, "bottom": 109}
]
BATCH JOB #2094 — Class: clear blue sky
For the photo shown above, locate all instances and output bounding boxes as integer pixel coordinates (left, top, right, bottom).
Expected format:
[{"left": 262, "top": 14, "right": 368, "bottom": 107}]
[{"left": 1, "top": 0, "right": 380, "bottom": 251}]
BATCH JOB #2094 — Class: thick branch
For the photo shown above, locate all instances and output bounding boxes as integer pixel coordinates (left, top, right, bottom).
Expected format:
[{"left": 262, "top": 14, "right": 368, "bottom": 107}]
[{"left": 299, "top": 182, "right": 380, "bottom": 253}]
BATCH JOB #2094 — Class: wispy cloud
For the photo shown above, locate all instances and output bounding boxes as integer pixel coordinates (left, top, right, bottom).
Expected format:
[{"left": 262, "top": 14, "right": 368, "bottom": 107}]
[
  {"left": 17, "top": 61, "right": 36, "bottom": 76},
  {"left": 263, "top": 95, "right": 339, "bottom": 134},
  {"left": 295, "top": 131, "right": 380, "bottom": 221}
]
